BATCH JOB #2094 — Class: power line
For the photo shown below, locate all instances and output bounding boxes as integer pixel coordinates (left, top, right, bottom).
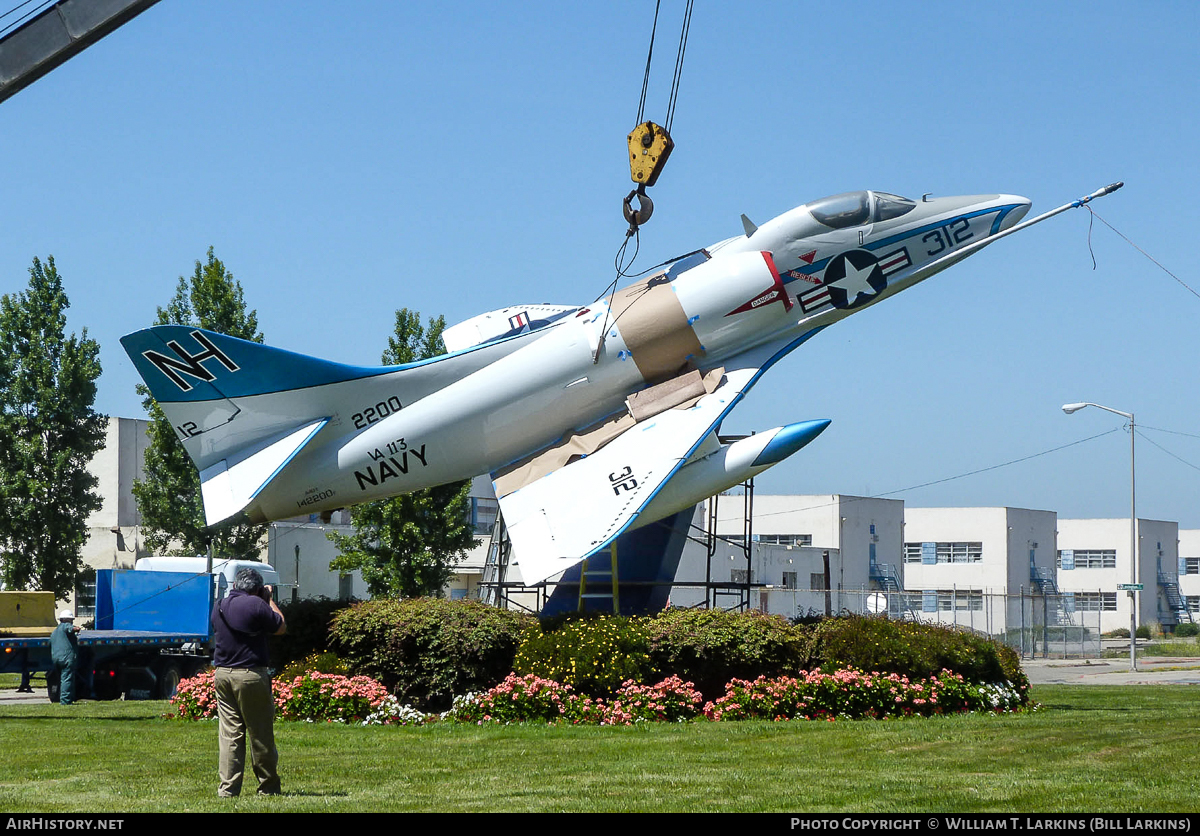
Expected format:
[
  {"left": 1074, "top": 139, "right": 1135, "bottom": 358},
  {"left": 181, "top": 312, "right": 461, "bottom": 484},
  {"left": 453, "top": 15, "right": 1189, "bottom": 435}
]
[
  {"left": 1137, "top": 428, "right": 1200, "bottom": 474},
  {"left": 1141, "top": 424, "right": 1200, "bottom": 441},
  {"left": 1086, "top": 206, "right": 1200, "bottom": 301},
  {"left": 710, "top": 427, "right": 1123, "bottom": 524}
]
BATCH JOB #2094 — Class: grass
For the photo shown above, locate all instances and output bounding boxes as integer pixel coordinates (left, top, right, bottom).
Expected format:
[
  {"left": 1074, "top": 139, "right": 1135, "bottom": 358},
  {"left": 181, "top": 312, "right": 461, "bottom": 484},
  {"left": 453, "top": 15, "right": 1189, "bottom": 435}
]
[{"left": 1, "top": 685, "right": 1198, "bottom": 813}]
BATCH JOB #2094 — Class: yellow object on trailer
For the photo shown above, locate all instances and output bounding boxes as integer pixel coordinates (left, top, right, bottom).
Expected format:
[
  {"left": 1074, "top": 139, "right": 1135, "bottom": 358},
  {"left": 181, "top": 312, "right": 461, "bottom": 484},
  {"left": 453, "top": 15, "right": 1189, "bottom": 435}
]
[{"left": 0, "top": 591, "right": 57, "bottom": 637}]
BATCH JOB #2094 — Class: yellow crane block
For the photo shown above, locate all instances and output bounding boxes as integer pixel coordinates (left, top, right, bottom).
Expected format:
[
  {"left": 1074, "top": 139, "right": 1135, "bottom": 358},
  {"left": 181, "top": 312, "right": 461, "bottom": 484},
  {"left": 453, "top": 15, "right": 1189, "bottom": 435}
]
[{"left": 627, "top": 121, "right": 674, "bottom": 188}]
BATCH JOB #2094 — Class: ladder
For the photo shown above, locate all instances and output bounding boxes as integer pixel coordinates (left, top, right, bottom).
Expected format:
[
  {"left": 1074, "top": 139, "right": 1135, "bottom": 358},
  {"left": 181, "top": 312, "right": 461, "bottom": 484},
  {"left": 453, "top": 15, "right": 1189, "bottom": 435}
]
[
  {"left": 578, "top": 543, "right": 619, "bottom": 614},
  {"left": 479, "top": 514, "right": 510, "bottom": 607}
]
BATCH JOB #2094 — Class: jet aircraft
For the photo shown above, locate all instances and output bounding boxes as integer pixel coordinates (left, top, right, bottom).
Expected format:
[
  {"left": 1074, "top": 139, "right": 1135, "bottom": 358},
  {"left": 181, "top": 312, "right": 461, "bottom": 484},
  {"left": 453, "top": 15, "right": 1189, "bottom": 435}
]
[{"left": 122, "top": 183, "right": 1121, "bottom": 586}]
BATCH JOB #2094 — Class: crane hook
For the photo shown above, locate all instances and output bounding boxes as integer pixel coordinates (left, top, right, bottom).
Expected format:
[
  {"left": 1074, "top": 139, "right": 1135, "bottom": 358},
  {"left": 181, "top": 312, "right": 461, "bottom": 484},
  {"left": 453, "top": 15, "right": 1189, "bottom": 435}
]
[{"left": 622, "top": 186, "right": 654, "bottom": 236}]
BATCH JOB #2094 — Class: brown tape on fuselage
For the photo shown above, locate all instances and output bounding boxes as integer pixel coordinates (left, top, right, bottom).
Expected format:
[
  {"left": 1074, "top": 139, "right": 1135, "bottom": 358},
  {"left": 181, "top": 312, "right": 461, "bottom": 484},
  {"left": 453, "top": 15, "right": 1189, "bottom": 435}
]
[
  {"left": 493, "top": 411, "right": 637, "bottom": 498},
  {"left": 608, "top": 275, "right": 704, "bottom": 383}
]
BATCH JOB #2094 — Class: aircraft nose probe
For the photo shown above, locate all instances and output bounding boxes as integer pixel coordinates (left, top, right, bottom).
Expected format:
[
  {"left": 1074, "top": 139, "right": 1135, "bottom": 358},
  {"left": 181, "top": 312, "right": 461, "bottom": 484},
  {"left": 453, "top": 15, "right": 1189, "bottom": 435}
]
[{"left": 1076, "top": 182, "right": 1124, "bottom": 206}]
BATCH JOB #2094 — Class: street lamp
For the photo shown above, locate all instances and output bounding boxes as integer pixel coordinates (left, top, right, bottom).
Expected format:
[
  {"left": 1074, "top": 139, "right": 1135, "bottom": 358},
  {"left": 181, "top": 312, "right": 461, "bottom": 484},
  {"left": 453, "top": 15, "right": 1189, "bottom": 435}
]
[{"left": 1062, "top": 402, "right": 1137, "bottom": 671}]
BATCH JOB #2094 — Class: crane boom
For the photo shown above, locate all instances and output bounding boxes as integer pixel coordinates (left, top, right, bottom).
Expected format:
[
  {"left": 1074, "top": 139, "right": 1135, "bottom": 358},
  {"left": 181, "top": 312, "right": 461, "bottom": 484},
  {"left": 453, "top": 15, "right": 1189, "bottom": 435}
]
[{"left": 0, "top": 0, "right": 162, "bottom": 106}]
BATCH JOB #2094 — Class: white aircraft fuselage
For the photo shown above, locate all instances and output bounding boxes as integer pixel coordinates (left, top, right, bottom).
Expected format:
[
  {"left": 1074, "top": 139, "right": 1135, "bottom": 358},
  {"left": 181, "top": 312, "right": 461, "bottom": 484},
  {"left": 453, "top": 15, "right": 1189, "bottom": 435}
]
[{"left": 123, "top": 185, "right": 1120, "bottom": 583}]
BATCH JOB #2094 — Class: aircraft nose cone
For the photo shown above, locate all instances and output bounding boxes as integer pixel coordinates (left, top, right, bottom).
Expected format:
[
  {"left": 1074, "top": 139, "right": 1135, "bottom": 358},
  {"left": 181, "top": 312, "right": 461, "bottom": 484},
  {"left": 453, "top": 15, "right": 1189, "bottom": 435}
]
[
  {"left": 751, "top": 419, "right": 832, "bottom": 467},
  {"left": 997, "top": 195, "right": 1032, "bottom": 231}
]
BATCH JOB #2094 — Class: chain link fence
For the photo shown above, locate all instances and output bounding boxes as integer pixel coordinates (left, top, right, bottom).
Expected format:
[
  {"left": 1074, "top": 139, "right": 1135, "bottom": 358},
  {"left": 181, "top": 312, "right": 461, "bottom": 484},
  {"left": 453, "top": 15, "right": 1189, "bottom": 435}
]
[{"left": 668, "top": 584, "right": 1108, "bottom": 659}]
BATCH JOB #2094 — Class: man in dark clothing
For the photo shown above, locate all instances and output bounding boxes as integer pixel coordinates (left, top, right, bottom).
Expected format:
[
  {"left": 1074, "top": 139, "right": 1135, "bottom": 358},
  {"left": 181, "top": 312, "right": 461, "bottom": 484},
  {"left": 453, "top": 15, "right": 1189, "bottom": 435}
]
[
  {"left": 49, "top": 610, "right": 80, "bottom": 705},
  {"left": 212, "top": 567, "right": 286, "bottom": 797}
]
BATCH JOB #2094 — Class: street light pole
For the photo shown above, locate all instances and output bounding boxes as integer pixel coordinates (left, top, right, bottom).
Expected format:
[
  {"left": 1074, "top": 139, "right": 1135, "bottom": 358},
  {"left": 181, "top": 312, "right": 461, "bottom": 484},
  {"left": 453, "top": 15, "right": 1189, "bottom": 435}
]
[{"left": 1062, "top": 402, "right": 1137, "bottom": 671}]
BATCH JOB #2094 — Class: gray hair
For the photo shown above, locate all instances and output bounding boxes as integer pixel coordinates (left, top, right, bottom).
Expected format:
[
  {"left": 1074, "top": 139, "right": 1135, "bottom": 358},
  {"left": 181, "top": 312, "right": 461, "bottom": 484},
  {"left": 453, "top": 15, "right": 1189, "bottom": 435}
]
[{"left": 234, "top": 567, "right": 264, "bottom": 595}]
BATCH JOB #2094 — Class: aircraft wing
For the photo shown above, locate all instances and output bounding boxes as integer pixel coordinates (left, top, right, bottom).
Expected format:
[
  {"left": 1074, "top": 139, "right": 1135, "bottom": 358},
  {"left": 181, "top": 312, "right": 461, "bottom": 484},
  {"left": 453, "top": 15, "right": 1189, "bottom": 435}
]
[{"left": 496, "top": 366, "right": 756, "bottom": 586}]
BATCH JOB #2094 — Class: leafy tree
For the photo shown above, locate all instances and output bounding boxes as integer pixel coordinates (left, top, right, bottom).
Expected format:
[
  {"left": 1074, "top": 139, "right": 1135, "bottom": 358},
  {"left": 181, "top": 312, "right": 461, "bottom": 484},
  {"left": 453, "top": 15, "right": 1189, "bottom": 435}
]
[
  {"left": 0, "top": 257, "right": 106, "bottom": 597},
  {"left": 329, "top": 309, "right": 476, "bottom": 598},
  {"left": 131, "top": 248, "right": 266, "bottom": 558}
]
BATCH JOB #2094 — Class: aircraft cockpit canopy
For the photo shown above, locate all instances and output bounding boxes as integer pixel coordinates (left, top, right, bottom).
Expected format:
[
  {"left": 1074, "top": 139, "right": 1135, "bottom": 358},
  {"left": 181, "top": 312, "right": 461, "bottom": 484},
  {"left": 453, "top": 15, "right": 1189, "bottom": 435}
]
[{"left": 808, "top": 191, "right": 917, "bottom": 229}]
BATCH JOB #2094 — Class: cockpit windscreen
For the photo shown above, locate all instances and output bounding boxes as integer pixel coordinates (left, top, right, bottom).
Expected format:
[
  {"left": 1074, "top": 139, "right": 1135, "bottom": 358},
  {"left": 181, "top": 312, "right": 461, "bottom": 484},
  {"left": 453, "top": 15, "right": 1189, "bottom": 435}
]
[{"left": 808, "top": 191, "right": 917, "bottom": 229}]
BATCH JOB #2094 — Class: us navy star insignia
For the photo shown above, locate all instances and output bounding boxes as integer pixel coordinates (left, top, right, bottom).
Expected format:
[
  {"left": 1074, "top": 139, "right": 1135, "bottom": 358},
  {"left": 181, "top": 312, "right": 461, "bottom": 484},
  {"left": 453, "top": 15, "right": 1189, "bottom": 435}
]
[{"left": 825, "top": 251, "right": 885, "bottom": 308}]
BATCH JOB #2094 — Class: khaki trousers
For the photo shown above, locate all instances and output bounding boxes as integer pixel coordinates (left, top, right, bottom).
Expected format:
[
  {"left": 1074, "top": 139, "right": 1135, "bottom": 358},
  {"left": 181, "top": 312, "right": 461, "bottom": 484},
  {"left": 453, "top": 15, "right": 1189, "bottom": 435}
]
[{"left": 215, "top": 666, "right": 280, "bottom": 796}]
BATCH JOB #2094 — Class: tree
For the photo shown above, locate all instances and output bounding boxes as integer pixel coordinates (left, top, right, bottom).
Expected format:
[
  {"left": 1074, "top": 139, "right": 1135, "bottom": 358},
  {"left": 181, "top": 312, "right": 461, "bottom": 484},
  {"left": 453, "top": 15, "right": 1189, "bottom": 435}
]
[
  {"left": 329, "top": 309, "right": 476, "bottom": 598},
  {"left": 131, "top": 248, "right": 267, "bottom": 558},
  {"left": 0, "top": 257, "right": 106, "bottom": 598}
]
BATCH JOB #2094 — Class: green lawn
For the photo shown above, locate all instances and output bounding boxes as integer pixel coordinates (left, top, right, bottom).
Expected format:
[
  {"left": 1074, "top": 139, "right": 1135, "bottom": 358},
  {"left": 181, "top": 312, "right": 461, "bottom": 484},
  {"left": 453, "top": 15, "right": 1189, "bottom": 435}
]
[{"left": 0, "top": 685, "right": 1196, "bottom": 813}]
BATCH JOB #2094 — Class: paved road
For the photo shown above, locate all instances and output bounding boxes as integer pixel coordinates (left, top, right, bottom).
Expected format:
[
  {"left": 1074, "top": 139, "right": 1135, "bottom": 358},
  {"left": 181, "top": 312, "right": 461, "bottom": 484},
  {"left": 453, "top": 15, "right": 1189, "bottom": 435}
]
[{"left": 1022, "top": 655, "right": 1200, "bottom": 685}]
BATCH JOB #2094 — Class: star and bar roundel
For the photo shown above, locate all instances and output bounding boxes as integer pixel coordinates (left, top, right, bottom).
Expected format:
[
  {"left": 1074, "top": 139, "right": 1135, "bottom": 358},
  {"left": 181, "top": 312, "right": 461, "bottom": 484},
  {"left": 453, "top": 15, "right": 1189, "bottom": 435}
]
[{"left": 798, "top": 246, "right": 911, "bottom": 314}]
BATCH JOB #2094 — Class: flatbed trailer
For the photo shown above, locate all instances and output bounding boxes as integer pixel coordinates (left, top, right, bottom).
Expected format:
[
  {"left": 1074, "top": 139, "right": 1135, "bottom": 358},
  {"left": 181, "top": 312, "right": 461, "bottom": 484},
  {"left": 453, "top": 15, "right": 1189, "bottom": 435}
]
[{"left": 0, "top": 568, "right": 216, "bottom": 700}]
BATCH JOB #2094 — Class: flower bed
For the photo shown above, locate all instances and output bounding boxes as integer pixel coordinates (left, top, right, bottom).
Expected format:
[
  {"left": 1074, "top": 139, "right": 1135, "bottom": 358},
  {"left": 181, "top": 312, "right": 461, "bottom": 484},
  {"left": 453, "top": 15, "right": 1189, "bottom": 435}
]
[
  {"left": 703, "top": 668, "right": 1025, "bottom": 721},
  {"left": 448, "top": 669, "right": 1025, "bottom": 726},
  {"left": 168, "top": 667, "right": 1026, "bottom": 726},
  {"left": 448, "top": 673, "right": 705, "bottom": 726},
  {"left": 167, "top": 670, "right": 391, "bottom": 724}
]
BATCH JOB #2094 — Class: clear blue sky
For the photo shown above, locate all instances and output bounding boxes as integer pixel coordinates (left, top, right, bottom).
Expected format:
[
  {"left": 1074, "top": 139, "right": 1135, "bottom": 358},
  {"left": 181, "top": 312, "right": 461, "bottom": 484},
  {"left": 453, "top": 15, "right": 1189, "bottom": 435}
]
[{"left": 2, "top": 1, "right": 1197, "bottom": 526}]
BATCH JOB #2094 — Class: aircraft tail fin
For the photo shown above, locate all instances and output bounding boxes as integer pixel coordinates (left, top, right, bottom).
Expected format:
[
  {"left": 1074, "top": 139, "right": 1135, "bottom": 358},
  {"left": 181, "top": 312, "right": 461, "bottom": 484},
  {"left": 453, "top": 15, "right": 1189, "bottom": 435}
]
[
  {"left": 122, "top": 326, "right": 441, "bottom": 521},
  {"left": 121, "top": 326, "right": 389, "bottom": 406},
  {"left": 199, "top": 419, "right": 327, "bottom": 525}
]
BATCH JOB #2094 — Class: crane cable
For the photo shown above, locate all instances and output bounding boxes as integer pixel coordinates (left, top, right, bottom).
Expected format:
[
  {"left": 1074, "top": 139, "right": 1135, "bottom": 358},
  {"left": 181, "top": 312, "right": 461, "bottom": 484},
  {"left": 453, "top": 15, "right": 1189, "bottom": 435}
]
[
  {"left": 597, "top": 2, "right": 695, "bottom": 364},
  {"left": 621, "top": 0, "right": 694, "bottom": 241}
]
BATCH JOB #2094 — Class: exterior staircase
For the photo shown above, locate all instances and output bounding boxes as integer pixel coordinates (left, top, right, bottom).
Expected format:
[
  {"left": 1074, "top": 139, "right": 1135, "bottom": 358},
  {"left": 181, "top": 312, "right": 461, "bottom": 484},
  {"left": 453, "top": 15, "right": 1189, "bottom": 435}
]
[{"left": 1158, "top": 568, "right": 1192, "bottom": 626}]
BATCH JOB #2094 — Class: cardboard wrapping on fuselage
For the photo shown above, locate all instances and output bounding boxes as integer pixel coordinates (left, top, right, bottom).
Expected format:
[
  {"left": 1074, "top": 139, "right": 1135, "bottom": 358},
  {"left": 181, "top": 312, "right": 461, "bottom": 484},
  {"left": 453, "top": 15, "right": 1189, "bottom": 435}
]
[
  {"left": 492, "top": 366, "right": 725, "bottom": 499},
  {"left": 493, "top": 411, "right": 637, "bottom": 498},
  {"left": 625, "top": 366, "right": 723, "bottom": 422},
  {"left": 609, "top": 275, "right": 705, "bottom": 382}
]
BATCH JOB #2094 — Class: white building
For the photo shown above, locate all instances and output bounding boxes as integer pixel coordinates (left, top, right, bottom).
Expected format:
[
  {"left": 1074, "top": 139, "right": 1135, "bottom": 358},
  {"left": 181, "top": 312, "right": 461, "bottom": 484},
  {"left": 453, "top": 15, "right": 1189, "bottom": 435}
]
[
  {"left": 82, "top": 417, "right": 151, "bottom": 574},
  {"left": 1179, "top": 530, "right": 1200, "bottom": 621},
  {"left": 672, "top": 494, "right": 903, "bottom": 618},
  {"left": 1057, "top": 518, "right": 1185, "bottom": 633},
  {"left": 901, "top": 507, "right": 1058, "bottom": 634}
]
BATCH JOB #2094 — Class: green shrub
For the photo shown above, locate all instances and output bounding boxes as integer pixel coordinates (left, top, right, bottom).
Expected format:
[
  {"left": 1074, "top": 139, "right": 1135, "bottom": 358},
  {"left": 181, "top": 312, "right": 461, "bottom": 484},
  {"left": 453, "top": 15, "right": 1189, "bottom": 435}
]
[
  {"left": 279, "top": 651, "right": 349, "bottom": 682},
  {"left": 1135, "top": 625, "right": 1152, "bottom": 640},
  {"left": 1173, "top": 622, "right": 1200, "bottom": 638},
  {"left": 797, "top": 615, "right": 1028, "bottom": 699},
  {"left": 329, "top": 597, "right": 534, "bottom": 711},
  {"left": 645, "top": 608, "right": 806, "bottom": 700},
  {"left": 269, "top": 597, "right": 356, "bottom": 670},
  {"left": 514, "top": 613, "right": 654, "bottom": 697},
  {"left": 1107, "top": 627, "right": 1131, "bottom": 638}
]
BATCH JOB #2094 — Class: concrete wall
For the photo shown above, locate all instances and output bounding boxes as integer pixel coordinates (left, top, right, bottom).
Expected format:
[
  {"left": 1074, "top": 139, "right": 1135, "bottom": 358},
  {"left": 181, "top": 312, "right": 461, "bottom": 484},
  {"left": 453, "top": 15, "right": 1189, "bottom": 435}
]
[{"left": 81, "top": 418, "right": 150, "bottom": 577}]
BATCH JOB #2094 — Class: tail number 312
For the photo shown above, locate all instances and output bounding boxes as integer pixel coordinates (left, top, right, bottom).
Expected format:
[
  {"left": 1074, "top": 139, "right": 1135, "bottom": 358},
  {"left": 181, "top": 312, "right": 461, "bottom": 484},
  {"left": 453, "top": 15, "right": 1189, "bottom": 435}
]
[{"left": 609, "top": 466, "right": 638, "bottom": 495}]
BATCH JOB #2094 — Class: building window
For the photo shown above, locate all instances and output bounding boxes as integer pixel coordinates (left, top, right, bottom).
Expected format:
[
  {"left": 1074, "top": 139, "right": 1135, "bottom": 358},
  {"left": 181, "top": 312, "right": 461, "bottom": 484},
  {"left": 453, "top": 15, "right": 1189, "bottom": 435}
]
[
  {"left": 469, "top": 497, "right": 499, "bottom": 535},
  {"left": 1073, "top": 592, "right": 1118, "bottom": 611},
  {"left": 1186, "top": 596, "right": 1200, "bottom": 614},
  {"left": 1183, "top": 558, "right": 1200, "bottom": 575},
  {"left": 781, "top": 571, "right": 798, "bottom": 590},
  {"left": 1059, "top": 550, "right": 1117, "bottom": 569},
  {"left": 74, "top": 572, "right": 96, "bottom": 620},
  {"left": 810, "top": 573, "right": 826, "bottom": 591},
  {"left": 757, "top": 534, "right": 813, "bottom": 547},
  {"left": 904, "top": 542, "right": 983, "bottom": 564},
  {"left": 935, "top": 589, "right": 983, "bottom": 611}
]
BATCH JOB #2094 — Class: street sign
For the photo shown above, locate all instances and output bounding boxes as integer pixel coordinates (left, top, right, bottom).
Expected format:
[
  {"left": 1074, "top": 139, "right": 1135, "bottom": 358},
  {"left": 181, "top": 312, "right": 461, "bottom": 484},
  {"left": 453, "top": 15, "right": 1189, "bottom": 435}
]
[{"left": 1117, "top": 583, "right": 1144, "bottom": 591}]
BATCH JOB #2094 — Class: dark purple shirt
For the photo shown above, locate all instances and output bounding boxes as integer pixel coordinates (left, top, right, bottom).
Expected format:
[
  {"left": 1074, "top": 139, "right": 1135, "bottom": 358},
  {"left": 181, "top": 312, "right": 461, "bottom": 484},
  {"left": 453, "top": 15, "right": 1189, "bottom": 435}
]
[{"left": 211, "top": 590, "right": 283, "bottom": 669}]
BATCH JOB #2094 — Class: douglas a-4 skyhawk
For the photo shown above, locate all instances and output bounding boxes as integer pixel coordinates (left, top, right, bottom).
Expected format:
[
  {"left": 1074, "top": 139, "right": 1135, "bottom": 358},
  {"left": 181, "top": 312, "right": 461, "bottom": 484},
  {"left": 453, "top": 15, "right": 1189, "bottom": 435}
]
[{"left": 123, "top": 183, "right": 1121, "bottom": 587}]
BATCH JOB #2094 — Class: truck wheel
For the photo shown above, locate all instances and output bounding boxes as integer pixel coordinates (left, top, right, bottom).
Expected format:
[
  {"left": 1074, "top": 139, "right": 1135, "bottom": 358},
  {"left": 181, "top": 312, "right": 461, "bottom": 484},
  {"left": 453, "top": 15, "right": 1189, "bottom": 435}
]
[
  {"left": 157, "top": 663, "right": 182, "bottom": 700},
  {"left": 47, "top": 669, "right": 60, "bottom": 703}
]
